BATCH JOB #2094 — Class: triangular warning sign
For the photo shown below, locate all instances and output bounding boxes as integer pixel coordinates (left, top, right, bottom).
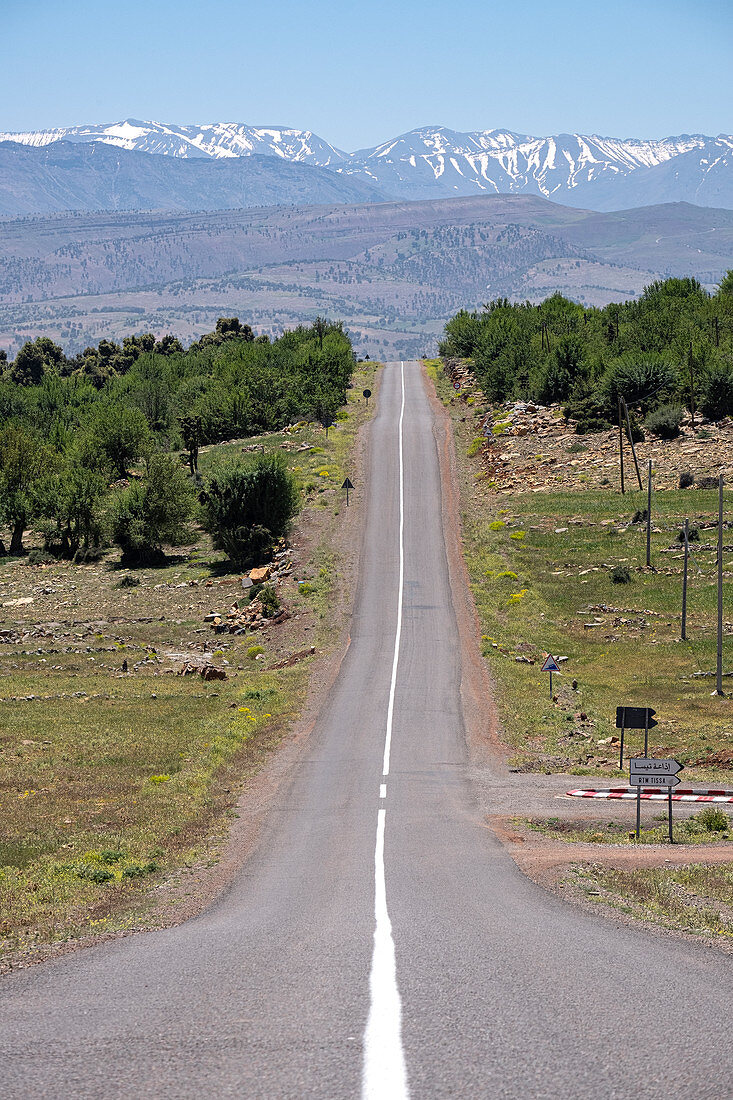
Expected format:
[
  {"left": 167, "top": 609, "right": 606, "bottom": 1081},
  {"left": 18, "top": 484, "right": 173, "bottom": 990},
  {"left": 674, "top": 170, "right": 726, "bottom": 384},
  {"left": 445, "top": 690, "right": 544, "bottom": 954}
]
[
  {"left": 541, "top": 654, "right": 561, "bottom": 673},
  {"left": 342, "top": 478, "right": 354, "bottom": 490}
]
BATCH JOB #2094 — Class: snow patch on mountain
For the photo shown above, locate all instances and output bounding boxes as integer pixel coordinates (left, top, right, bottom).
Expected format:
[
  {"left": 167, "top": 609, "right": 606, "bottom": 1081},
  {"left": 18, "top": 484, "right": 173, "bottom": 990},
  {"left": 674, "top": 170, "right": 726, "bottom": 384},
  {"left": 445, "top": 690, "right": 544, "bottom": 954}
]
[{"left": 1, "top": 119, "right": 732, "bottom": 209}]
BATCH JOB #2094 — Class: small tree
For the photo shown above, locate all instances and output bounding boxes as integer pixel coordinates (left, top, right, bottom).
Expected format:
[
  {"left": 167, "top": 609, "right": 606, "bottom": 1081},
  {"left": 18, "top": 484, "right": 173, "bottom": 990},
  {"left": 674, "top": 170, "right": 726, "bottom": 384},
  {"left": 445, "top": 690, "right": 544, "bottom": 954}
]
[
  {"left": 35, "top": 459, "right": 108, "bottom": 559},
  {"left": 11, "top": 342, "right": 46, "bottom": 386},
  {"left": 84, "top": 403, "right": 151, "bottom": 478},
  {"left": 200, "top": 454, "right": 300, "bottom": 568},
  {"left": 111, "top": 452, "right": 195, "bottom": 564},
  {"left": 700, "top": 363, "right": 733, "bottom": 420},
  {"left": 0, "top": 422, "right": 54, "bottom": 554}
]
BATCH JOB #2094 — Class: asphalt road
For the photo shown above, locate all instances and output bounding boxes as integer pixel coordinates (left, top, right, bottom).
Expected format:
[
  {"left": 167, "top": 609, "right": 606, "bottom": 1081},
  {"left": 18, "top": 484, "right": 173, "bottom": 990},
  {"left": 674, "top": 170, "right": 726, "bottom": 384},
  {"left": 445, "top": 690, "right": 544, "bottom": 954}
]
[{"left": 2, "top": 361, "right": 732, "bottom": 1099}]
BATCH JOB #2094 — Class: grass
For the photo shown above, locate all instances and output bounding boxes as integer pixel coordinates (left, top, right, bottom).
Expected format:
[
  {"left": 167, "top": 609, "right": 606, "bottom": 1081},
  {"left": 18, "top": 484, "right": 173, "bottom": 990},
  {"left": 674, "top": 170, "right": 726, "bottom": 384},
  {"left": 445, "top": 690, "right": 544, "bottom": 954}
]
[
  {"left": 426, "top": 358, "right": 733, "bottom": 781},
  {"left": 522, "top": 808, "right": 733, "bottom": 845},
  {"left": 0, "top": 362, "right": 379, "bottom": 958},
  {"left": 568, "top": 862, "right": 733, "bottom": 939}
]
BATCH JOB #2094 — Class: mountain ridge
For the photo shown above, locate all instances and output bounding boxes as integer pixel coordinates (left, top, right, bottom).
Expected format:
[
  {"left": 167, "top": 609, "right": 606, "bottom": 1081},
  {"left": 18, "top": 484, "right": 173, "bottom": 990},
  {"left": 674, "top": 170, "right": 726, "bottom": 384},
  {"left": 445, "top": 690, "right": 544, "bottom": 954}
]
[{"left": 2, "top": 118, "right": 733, "bottom": 210}]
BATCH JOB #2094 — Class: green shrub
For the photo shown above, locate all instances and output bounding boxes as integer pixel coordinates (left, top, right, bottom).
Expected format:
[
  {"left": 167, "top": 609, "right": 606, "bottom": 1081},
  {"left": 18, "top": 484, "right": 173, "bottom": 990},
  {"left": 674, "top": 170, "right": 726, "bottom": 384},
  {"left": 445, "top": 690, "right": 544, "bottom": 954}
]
[
  {"left": 111, "top": 452, "right": 195, "bottom": 565},
  {"left": 696, "top": 807, "right": 730, "bottom": 832},
  {"left": 25, "top": 548, "right": 55, "bottom": 566},
  {"left": 259, "top": 585, "right": 281, "bottom": 617},
  {"left": 76, "top": 865, "right": 114, "bottom": 884},
  {"left": 200, "top": 454, "right": 300, "bottom": 568},
  {"left": 611, "top": 564, "right": 632, "bottom": 584},
  {"left": 246, "top": 645, "right": 264, "bottom": 659},
  {"left": 604, "top": 357, "right": 676, "bottom": 417},
  {"left": 645, "top": 404, "right": 684, "bottom": 439},
  {"left": 700, "top": 364, "right": 733, "bottom": 420}
]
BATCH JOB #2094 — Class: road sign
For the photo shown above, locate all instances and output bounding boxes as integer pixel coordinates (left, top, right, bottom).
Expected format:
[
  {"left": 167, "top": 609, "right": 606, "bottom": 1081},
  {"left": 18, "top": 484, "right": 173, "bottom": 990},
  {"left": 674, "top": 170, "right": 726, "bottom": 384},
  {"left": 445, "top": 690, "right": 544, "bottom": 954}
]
[
  {"left": 616, "top": 706, "right": 657, "bottom": 730},
  {"left": 341, "top": 477, "right": 354, "bottom": 505},
  {"left": 629, "top": 773, "right": 681, "bottom": 788},
  {"left": 541, "top": 654, "right": 561, "bottom": 697},
  {"left": 363, "top": 388, "right": 371, "bottom": 403},
  {"left": 630, "top": 757, "right": 682, "bottom": 779},
  {"left": 453, "top": 382, "right": 461, "bottom": 391},
  {"left": 629, "top": 757, "right": 684, "bottom": 840}
]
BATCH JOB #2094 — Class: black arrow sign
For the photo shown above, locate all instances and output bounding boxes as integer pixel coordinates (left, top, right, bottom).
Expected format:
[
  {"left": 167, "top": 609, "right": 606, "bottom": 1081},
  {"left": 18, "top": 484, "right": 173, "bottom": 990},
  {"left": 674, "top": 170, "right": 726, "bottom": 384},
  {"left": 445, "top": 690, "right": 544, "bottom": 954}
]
[
  {"left": 616, "top": 706, "right": 657, "bottom": 730},
  {"left": 342, "top": 478, "right": 354, "bottom": 505}
]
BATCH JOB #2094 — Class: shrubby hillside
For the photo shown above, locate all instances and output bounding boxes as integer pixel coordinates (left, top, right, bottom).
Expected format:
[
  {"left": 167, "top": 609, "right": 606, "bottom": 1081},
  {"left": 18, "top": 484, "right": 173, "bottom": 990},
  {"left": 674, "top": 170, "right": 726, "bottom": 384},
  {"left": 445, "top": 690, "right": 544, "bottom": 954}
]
[
  {"left": 0, "top": 317, "right": 354, "bottom": 561},
  {"left": 440, "top": 273, "right": 733, "bottom": 431}
]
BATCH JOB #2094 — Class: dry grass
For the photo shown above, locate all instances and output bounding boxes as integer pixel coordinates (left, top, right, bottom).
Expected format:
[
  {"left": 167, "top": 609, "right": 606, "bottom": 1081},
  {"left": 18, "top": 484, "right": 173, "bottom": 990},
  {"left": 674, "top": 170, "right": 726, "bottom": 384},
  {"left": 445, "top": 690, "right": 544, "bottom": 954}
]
[{"left": 569, "top": 861, "right": 733, "bottom": 939}]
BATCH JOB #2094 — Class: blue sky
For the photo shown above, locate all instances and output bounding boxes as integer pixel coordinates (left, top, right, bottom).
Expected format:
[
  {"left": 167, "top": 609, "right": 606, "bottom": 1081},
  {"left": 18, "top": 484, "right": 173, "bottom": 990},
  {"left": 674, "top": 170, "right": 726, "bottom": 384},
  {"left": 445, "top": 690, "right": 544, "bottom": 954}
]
[{"left": 3, "top": 0, "right": 732, "bottom": 148}]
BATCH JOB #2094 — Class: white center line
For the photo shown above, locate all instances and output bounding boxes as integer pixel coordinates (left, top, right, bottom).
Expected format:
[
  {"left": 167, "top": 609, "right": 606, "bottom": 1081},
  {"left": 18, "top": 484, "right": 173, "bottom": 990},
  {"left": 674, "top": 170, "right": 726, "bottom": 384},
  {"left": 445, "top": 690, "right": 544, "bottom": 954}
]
[
  {"left": 380, "top": 783, "right": 387, "bottom": 799},
  {"left": 362, "top": 362, "right": 409, "bottom": 1100}
]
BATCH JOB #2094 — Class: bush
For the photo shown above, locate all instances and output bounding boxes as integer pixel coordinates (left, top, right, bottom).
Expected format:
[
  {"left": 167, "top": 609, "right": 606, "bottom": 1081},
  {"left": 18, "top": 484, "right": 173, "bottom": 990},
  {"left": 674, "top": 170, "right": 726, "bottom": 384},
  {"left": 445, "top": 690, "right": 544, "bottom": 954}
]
[
  {"left": 200, "top": 454, "right": 300, "bottom": 568},
  {"left": 25, "top": 548, "right": 55, "bottom": 566},
  {"left": 603, "top": 357, "right": 676, "bottom": 416},
  {"left": 697, "top": 807, "right": 730, "bottom": 833},
  {"left": 677, "top": 526, "right": 700, "bottom": 543},
  {"left": 645, "top": 404, "right": 684, "bottom": 439},
  {"left": 117, "top": 573, "right": 141, "bottom": 587},
  {"left": 259, "top": 585, "right": 281, "bottom": 617},
  {"left": 611, "top": 564, "right": 632, "bottom": 584},
  {"left": 679, "top": 471, "right": 695, "bottom": 489},
  {"left": 111, "top": 452, "right": 195, "bottom": 565},
  {"left": 700, "top": 363, "right": 733, "bottom": 420}
]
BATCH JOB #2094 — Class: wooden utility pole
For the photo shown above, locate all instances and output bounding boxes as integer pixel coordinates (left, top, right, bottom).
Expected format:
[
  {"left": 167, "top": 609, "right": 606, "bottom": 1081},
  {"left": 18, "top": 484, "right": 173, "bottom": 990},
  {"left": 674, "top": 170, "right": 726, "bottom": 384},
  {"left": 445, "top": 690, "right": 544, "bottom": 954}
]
[
  {"left": 618, "top": 399, "right": 625, "bottom": 495},
  {"left": 681, "top": 518, "right": 689, "bottom": 641},
  {"left": 621, "top": 398, "right": 643, "bottom": 490},
  {"left": 646, "top": 459, "right": 652, "bottom": 568},
  {"left": 716, "top": 473, "right": 724, "bottom": 696},
  {"left": 689, "top": 343, "right": 696, "bottom": 429}
]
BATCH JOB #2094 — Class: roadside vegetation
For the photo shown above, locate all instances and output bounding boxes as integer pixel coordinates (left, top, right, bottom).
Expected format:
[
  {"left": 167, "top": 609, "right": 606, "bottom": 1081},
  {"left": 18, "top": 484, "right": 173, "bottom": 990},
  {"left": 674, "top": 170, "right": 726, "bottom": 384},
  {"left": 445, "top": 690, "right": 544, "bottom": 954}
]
[
  {"left": 522, "top": 808, "right": 733, "bottom": 845},
  {"left": 440, "top": 273, "right": 733, "bottom": 428},
  {"left": 566, "top": 862, "right": 733, "bottom": 940},
  {"left": 0, "top": 317, "right": 377, "bottom": 961},
  {"left": 431, "top": 271, "right": 733, "bottom": 944}
]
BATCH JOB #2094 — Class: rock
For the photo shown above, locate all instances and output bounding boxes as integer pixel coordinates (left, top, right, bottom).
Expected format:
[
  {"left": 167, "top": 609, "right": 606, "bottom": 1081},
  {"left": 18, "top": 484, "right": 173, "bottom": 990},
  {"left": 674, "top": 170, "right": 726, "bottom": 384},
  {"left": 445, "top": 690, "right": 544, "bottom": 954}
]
[
  {"left": 201, "top": 666, "right": 227, "bottom": 681},
  {"left": 249, "top": 566, "right": 271, "bottom": 583}
]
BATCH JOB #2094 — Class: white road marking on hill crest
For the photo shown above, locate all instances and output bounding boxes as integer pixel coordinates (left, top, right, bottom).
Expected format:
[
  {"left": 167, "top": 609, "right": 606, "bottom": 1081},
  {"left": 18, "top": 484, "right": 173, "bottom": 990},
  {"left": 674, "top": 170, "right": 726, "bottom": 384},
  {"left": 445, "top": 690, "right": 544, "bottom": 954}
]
[{"left": 362, "top": 361, "right": 409, "bottom": 1100}]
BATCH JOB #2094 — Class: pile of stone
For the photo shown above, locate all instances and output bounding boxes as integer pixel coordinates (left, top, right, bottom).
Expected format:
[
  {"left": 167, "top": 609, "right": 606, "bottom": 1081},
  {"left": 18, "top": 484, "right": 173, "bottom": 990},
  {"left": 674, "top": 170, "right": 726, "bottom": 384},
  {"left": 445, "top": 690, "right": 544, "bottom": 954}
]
[{"left": 203, "top": 550, "right": 293, "bottom": 636}]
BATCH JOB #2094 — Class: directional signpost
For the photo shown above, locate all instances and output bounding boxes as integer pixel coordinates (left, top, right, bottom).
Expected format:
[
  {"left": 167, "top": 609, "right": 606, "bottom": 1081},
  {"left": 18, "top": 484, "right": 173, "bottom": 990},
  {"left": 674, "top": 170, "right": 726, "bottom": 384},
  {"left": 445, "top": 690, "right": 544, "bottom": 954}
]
[
  {"left": 363, "top": 388, "right": 371, "bottom": 405},
  {"left": 615, "top": 705, "right": 657, "bottom": 768},
  {"left": 629, "top": 757, "right": 683, "bottom": 841},
  {"left": 342, "top": 478, "right": 354, "bottom": 506},
  {"left": 541, "top": 654, "right": 561, "bottom": 698}
]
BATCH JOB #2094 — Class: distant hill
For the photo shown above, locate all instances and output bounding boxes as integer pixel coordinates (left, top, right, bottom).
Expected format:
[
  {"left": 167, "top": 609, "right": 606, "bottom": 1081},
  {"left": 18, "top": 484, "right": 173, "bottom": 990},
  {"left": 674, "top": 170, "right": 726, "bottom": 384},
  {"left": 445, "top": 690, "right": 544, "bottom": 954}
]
[
  {"left": 2, "top": 118, "right": 733, "bottom": 211},
  {"left": 1, "top": 194, "right": 731, "bottom": 361},
  {"left": 0, "top": 141, "right": 386, "bottom": 216}
]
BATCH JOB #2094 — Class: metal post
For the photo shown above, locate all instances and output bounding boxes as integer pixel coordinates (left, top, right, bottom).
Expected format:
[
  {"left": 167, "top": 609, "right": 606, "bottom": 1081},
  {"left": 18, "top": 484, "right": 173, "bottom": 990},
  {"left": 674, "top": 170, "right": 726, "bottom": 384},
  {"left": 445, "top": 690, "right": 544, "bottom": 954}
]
[
  {"left": 619, "top": 712, "right": 626, "bottom": 770},
  {"left": 717, "top": 473, "right": 724, "bottom": 696},
  {"left": 646, "top": 459, "right": 652, "bottom": 568},
  {"left": 618, "top": 399, "right": 625, "bottom": 495},
  {"left": 549, "top": 670, "right": 553, "bottom": 698},
  {"left": 681, "top": 518, "right": 689, "bottom": 640},
  {"left": 636, "top": 785, "right": 641, "bottom": 840},
  {"left": 644, "top": 711, "right": 649, "bottom": 758},
  {"left": 668, "top": 786, "right": 674, "bottom": 843}
]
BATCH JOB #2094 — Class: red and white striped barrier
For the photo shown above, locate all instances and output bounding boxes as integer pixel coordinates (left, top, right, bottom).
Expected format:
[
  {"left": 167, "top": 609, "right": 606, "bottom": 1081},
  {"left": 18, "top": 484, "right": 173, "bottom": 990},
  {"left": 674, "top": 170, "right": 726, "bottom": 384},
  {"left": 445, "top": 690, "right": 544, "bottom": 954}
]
[{"left": 567, "top": 787, "right": 733, "bottom": 803}]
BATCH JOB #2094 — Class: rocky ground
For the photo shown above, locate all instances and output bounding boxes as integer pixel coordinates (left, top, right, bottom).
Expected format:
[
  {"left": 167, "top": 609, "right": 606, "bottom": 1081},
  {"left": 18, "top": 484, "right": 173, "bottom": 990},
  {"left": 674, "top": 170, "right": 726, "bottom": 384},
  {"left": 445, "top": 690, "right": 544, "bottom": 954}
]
[{"left": 444, "top": 358, "right": 733, "bottom": 494}]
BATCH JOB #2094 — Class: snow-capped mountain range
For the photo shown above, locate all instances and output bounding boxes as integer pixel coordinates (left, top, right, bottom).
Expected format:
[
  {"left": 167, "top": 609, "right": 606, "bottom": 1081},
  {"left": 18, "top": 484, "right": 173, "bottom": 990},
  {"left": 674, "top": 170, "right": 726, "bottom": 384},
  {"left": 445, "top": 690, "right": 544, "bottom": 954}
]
[{"left": 2, "top": 119, "right": 733, "bottom": 210}]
